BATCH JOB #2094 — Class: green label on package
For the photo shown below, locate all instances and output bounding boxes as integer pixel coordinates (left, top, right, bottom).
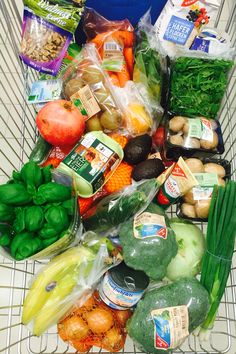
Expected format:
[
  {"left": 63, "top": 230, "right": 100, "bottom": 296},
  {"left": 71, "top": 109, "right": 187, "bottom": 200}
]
[
  {"left": 63, "top": 134, "right": 120, "bottom": 192},
  {"left": 194, "top": 173, "right": 218, "bottom": 187},
  {"left": 192, "top": 173, "right": 218, "bottom": 201},
  {"left": 188, "top": 118, "right": 213, "bottom": 141},
  {"left": 24, "top": 0, "right": 85, "bottom": 33}
]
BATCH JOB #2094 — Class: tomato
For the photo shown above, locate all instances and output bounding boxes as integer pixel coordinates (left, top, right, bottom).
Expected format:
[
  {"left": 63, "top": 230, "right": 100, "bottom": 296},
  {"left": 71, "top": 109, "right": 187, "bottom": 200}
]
[
  {"left": 156, "top": 188, "right": 170, "bottom": 206},
  {"left": 36, "top": 100, "right": 85, "bottom": 146},
  {"left": 152, "top": 126, "right": 165, "bottom": 147}
]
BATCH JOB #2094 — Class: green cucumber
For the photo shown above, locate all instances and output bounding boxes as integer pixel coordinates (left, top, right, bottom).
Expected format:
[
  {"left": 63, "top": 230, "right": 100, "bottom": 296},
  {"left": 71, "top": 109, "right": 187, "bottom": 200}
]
[{"left": 29, "top": 136, "right": 52, "bottom": 164}]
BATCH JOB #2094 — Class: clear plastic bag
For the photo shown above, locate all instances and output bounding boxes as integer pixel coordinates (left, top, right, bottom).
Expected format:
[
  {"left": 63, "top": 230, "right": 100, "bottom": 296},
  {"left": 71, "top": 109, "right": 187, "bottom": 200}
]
[
  {"left": 19, "top": 1, "right": 85, "bottom": 76},
  {"left": 61, "top": 44, "right": 124, "bottom": 133},
  {"left": 83, "top": 178, "right": 160, "bottom": 236},
  {"left": 58, "top": 290, "right": 132, "bottom": 352},
  {"left": 83, "top": 8, "right": 135, "bottom": 86},
  {"left": 21, "top": 234, "right": 122, "bottom": 336},
  {"left": 134, "top": 11, "right": 166, "bottom": 116}
]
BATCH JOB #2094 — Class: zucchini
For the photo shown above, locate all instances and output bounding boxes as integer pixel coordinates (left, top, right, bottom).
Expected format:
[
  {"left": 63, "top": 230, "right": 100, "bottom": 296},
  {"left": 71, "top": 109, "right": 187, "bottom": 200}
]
[{"left": 29, "top": 136, "right": 52, "bottom": 164}]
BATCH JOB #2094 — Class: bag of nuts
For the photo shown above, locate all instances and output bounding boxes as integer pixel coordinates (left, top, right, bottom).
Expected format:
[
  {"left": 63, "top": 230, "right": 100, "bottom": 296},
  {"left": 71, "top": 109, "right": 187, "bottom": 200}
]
[{"left": 19, "top": 0, "right": 85, "bottom": 76}]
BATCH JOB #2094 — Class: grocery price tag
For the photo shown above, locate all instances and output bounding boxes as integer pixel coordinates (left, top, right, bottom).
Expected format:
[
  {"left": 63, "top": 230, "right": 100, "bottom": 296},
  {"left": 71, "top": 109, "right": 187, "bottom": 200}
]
[
  {"left": 152, "top": 306, "right": 189, "bottom": 350},
  {"left": 188, "top": 118, "right": 202, "bottom": 139},
  {"left": 193, "top": 173, "right": 218, "bottom": 201},
  {"left": 28, "top": 79, "right": 62, "bottom": 104},
  {"left": 70, "top": 85, "right": 101, "bottom": 119},
  {"left": 133, "top": 212, "right": 167, "bottom": 239},
  {"left": 102, "top": 39, "right": 124, "bottom": 72}
]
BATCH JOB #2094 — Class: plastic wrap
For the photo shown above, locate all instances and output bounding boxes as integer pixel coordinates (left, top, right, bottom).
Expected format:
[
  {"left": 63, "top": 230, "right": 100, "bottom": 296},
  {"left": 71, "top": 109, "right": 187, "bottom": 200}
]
[
  {"left": 134, "top": 11, "right": 165, "bottom": 115},
  {"left": 58, "top": 290, "right": 132, "bottom": 352},
  {"left": 127, "top": 278, "right": 210, "bottom": 354},
  {"left": 119, "top": 203, "right": 178, "bottom": 280},
  {"left": 0, "top": 162, "right": 82, "bottom": 261},
  {"left": 177, "top": 157, "right": 230, "bottom": 220},
  {"left": 19, "top": 0, "right": 85, "bottom": 76},
  {"left": 83, "top": 178, "right": 160, "bottom": 236},
  {"left": 83, "top": 8, "right": 134, "bottom": 86},
  {"left": 165, "top": 115, "right": 225, "bottom": 160},
  {"left": 62, "top": 44, "right": 125, "bottom": 133},
  {"left": 21, "top": 235, "right": 122, "bottom": 336}
]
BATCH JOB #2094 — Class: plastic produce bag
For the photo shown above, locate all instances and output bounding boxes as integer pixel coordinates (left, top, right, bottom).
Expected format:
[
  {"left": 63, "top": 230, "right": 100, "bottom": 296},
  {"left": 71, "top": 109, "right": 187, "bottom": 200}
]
[
  {"left": 83, "top": 178, "right": 160, "bottom": 236},
  {"left": 61, "top": 43, "right": 124, "bottom": 132},
  {"left": 127, "top": 278, "right": 210, "bottom": 354},
  {"left": 0, "top": 162, "right": 82, "bottom": 261},
  {"left": 83, "top": 8, "right": 135, "bottom": 86},
  {"left": 22, "top": 234, "right": 122, "bottom": 336},
  {"left": 58, "top": 290, "right": 132, "bottom": 352},
  {"left": 19, "top": 0, "right": 85, "bottom": 76},
  {"left": 134, "top": 11, "right": 165, "bottom": 115},
  {"left": 115, "top": 81, "right": 155, "bottom": 136},
  {"left": 119, "top": 203, "right": 178, "bottom": 280},
  {"left": 155, "top": 0, "right": 220, "bottom": 57}
]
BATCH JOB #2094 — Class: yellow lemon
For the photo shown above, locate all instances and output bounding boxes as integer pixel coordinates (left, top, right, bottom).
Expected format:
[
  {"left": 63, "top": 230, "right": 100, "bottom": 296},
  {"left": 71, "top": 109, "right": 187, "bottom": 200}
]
[{"left": 125, "top": 102, "right": 152, "bottom": 135}]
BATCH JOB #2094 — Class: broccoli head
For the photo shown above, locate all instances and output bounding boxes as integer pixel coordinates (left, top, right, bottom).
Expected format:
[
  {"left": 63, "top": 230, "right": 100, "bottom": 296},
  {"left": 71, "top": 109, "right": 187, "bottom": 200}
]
[
  {"left": 127, "top": 278, "right": 210, "bottom": 354},
  {"left": 119, "top": 203, "right": 178, "bottom": 280}
]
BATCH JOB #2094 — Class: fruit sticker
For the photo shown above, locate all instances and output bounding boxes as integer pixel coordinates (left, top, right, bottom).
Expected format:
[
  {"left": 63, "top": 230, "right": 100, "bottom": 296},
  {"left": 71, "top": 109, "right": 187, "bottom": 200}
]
[
  {"left": 133, "top": 212, "right": 167, "bottom": 239},
  {"left": 151, "top": 306, "right": 189, "bottom": 350}
]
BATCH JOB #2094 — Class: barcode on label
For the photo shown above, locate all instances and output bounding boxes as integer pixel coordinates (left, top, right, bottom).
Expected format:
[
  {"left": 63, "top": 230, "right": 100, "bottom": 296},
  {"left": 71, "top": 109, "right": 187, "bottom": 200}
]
[
  {"left": 104, "top": 42, "right": 121, "bottom": 51},
  {"left": 83, "top": 86, "right": 94, "bottom": 101}
]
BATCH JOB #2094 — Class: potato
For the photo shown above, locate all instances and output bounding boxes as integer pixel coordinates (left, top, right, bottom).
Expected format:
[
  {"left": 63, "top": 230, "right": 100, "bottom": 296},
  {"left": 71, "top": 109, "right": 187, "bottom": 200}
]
[
  {"left": 195, "top": 200, "right": 211, "bottom": 219},
  {"left": 181, "top": 203, "right": 196, "bottom": 218},
  {"left": 64, "top": 78, "right": 84, "bottom": 99},
  {"left": 100, "top": 109, "right": 122, "bottom": 130},
  {"left": 218, "top": 177, "right": 226, "bottom": 186},
  {"left": 200, "top": 131, "right": 219, "bottom": 150},
  {"left": 82, "top": 66, "right": 104, "bottom": 84},
  {"left": 185, "top": 158, "right": 204, "bottom": 173},
  {"left": 183, "top": 137, "right": 200, "bottom": 149},
  {"left": 183, "top": 190, "right": 196, "bottom": 205},
  {"left": 169, "top": 134, "right": 184, "bottom": 146},
  {"left": 203, "top": 163, "right": 226, "bottom": 178},
  {"left": 86, "top": 115, "right": 103, "bottom": 132},
  {"left": 169, "top": 116, "right": 187, "bottom": 133}
]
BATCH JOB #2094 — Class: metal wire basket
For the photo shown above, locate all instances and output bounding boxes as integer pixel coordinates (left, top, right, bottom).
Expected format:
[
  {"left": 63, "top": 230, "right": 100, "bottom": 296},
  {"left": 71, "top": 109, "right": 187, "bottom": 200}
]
[{"left": 0, "top": 0, "right": 236, "bottom": 353}]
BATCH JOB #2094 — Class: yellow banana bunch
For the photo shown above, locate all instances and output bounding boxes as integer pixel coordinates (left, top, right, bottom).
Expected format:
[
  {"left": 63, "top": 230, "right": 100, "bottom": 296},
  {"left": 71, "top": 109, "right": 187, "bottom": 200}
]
[{"left": 22, "top": 246, "right": 95, "bottom": 336}]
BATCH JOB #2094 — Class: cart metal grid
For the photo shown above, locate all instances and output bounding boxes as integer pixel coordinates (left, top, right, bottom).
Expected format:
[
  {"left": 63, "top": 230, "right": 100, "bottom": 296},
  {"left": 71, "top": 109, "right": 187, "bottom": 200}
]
[{"left": 0, "top": 0, "right": 235, "bottom": 353}]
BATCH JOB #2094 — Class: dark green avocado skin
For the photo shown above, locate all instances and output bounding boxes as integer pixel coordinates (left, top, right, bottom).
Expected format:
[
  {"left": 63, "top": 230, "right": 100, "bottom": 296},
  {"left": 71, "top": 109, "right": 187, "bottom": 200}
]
[
  {"left": 124, "top": 134, "right": 152, "bottom": 165},
  {"left": 132, "top": 159, "right": 165, "bottom": 181}
]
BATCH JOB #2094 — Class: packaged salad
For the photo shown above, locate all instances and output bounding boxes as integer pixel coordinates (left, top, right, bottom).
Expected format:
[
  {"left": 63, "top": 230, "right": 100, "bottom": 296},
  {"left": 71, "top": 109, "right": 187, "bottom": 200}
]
[{"left": 19, "top": 0, "right": 85, "bottom": 76}]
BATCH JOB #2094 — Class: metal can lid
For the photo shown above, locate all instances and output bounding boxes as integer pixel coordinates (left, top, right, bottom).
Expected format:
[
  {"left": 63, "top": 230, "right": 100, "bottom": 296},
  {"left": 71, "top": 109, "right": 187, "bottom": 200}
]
[{"left": 109, "top": 262, "right": 149, "bottom": 292}]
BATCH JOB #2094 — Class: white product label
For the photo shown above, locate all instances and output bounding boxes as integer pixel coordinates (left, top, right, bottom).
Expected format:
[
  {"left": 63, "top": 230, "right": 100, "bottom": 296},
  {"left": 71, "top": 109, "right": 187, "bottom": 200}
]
[
  {"left": 188, "top": 118, "right": 213, "bottom": 142},
  {"left": 100, "top": 273, "right": 143, "bottom": 309},
  {"left": 133, "top": 212, "right": 167, "bottom": 239},
  {"left": 164, "top": 176, "right": 181, "bottom": 198},
  {"left": 192, "top": 172, "right": 218, "bottom": 200},
  {"left": 152, "top": 306, "right": 189, "bottom": 350}
]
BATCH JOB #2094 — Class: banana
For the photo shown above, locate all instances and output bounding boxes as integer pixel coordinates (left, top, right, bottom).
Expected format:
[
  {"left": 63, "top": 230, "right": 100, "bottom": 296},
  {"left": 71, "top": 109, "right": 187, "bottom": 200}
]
[{"left": 22, "top": 246, "right": 95, "bottom": 326}]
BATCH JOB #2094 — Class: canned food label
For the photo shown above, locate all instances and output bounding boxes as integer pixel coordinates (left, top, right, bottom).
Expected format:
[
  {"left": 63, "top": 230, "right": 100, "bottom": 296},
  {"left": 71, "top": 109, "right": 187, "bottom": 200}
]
[
  {"left": 152, "top": 306, "right": 189, "bottom": 350},
  {"left": 71, "top": 85, "right": 101, "bottom": 119},
  {"left": 134, "top": 212, "right": 167, "bottom": 239},
  {"left": 100, "top": 273, "right": 143, "bottom": 309}
]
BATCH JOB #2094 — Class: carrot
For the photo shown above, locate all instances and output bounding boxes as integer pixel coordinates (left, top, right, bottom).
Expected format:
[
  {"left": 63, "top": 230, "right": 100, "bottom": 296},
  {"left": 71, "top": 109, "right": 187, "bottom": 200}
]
[
  {"left": 123, "top": 47, "right": 134, "bottom": 78},
  {"left": 117, "top": 63, "right": 130, "bottom": 87},
  {"left": 112, "top": 31, "right": 134, "bottom": 47},
  {"left": 91, "top": 32, "right": 111, "bottom": 48},
  {"left": 108, "top": 71, "right": 120, "bottom": 86}
]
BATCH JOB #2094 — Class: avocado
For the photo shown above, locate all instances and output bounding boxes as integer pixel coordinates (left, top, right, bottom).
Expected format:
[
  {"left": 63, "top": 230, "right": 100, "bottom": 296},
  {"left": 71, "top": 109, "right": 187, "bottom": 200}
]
[
  {"left": 132, "top": 159, "right": 165, "bottom": 181},
  {"left": 124, "top": 134, "right": 152, "bottom": 165}
]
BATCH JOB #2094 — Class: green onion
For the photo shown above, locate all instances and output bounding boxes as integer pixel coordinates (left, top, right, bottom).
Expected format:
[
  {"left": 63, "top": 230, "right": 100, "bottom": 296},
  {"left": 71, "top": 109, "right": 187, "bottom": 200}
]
[{"left": 199, "top": 181, "right": 236, "bottom": 340}]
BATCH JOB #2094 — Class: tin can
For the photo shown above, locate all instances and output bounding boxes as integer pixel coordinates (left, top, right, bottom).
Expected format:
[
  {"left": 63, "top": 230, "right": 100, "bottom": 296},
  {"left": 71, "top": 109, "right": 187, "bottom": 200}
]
[{"left": 99, "top": 262, "right": 149, "bottom": 310}]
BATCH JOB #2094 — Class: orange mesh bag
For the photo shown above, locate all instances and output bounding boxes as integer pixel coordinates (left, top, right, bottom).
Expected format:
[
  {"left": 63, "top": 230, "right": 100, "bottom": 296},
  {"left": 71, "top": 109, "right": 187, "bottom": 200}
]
[
  {"left": 105, "top": 162, "right": 133, "bottom": 194},
  {"left": 58, "top": 291, "right": 132, "bottom": 352},
  {"left": 108, "top": 132, "right": 128, "bottom": 149}
]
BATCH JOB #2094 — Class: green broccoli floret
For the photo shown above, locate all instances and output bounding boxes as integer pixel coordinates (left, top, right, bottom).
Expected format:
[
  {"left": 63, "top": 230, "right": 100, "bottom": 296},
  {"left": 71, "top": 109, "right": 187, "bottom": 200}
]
[
  {"left": 127, "top": 278, "right": 210, "bottom": 354},
  {"left": 119, "top": 203, "right": 178, "bottom": 280}
]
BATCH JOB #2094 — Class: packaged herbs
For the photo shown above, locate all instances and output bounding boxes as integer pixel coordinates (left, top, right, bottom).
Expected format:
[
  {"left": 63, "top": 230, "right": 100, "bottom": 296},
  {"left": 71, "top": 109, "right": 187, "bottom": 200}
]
[
  {"left": 169, "top": 57, "right": 234, "bottom": 118},
  {"left": 20, "top": 0, "right": 85, "bottom": 76}
]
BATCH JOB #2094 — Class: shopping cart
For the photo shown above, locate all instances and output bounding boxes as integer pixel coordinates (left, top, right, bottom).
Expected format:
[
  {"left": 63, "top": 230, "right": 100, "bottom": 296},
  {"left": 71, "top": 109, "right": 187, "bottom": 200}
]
[{"left": 0, "top": 0, "right": 235, "bottom": 353}]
